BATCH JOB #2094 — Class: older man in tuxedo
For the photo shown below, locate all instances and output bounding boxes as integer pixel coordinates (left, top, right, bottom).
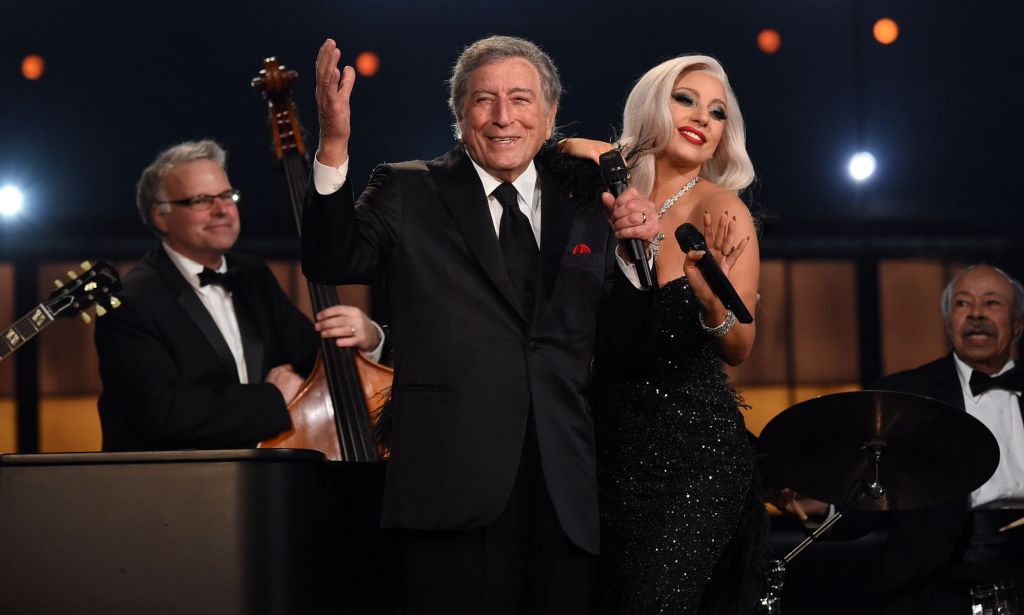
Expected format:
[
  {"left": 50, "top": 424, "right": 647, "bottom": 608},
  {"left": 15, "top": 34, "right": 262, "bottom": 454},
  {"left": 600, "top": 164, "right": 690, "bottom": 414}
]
[
  {"left": 96, "top": 139, "right": 382, "bottom": 451},
  {"left": 874, "top": 264, "right": 1024, "bottom": 613},
  {"left": 302, "top": 35, "right": 660, "bottom": 614}
]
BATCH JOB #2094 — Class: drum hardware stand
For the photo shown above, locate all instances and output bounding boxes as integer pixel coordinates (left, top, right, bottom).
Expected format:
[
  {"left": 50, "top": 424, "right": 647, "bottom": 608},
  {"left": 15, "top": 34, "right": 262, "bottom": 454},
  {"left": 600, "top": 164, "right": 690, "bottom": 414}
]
[{"left": 757, "top": 440, "right": 888, "bottom": 614}]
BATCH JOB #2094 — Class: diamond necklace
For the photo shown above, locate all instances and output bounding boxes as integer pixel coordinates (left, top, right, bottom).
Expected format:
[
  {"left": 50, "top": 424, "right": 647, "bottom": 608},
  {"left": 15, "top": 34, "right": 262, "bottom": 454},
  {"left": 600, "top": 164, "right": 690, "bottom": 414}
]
[{"left": 651, "top": 176, "right": 700, "bottom": 262}]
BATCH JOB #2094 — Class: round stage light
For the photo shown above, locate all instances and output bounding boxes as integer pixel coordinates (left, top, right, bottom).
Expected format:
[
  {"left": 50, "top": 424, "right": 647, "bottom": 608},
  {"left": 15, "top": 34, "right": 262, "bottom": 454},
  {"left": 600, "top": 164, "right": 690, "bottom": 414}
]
[
  {"left": 873, "top": 18, "right": 899, "bottom": 45},
  {"left": 757, "top": 29, "right": 782, "bottom": 54},
  {"left": 22, "top": 54, "right": 45, "bottom": 80},
  {"left": 355, "top": 52, "right": 380, "bottom": 77},
  {"left": 848, "top": 152, "right": 877, "bottom": 181},
  {"left": 0, "top": 185, "right": 24, "bottom": 217}
]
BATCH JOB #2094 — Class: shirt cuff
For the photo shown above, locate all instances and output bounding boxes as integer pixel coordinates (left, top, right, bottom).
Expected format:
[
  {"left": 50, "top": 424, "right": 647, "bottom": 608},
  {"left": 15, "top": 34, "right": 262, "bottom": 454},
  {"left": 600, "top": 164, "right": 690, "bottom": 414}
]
[
  {"left": 615, "top": 248, "right": 655, "bottom": 290},
  {"left": 312, "top": 153, "right": 349, "bottom": 195},
  {"left": 361, "top": 320, "right": 386, "bottom": 364}
]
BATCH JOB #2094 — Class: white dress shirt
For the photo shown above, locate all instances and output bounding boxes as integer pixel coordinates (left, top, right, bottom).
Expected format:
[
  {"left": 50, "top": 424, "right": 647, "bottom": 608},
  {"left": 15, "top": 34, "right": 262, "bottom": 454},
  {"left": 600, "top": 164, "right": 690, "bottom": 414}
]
[
  {"left": 163, "top": 243, "right": 249, "bottom": 383},
  {"left": 953, "top": 354, "right": 1024, "bottom": 509}
]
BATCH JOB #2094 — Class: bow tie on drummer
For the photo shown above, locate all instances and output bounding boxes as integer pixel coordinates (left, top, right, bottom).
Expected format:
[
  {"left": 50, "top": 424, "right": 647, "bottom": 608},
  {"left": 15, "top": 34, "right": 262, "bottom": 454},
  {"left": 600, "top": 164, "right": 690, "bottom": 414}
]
[
  {"left": 198, "top": 267, "right": 240, "bottom": 292},
  {"left": 969, "top": 367, "right": 1023, "bottom": 396}
]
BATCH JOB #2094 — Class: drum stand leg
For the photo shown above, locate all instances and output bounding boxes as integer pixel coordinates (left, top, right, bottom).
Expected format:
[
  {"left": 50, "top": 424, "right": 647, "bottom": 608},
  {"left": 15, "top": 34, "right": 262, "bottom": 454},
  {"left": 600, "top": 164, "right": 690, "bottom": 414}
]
[{"left": 758, "top": 442, "right": 889, "bottom": 614}]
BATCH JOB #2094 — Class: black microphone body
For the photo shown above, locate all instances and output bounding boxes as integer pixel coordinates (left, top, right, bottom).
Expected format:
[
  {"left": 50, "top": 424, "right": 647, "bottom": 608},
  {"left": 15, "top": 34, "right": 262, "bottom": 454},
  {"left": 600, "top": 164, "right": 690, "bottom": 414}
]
[
  {"left": 598, "top": 151, "right": 654, "bottom": 289},
  {"left": 674, "top": 223, "right": 753, "bottom": 324}
]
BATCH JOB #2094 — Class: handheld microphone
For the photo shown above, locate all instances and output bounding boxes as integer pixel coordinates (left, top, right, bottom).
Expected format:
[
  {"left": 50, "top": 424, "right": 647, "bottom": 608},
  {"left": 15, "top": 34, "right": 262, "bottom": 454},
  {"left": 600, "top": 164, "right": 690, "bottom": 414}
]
[
  {"left": 599, "top": 150, "right": 654, "bottom": 290},
  {"left": 674, "top": 223, "right": 753, "bottom": 323}
]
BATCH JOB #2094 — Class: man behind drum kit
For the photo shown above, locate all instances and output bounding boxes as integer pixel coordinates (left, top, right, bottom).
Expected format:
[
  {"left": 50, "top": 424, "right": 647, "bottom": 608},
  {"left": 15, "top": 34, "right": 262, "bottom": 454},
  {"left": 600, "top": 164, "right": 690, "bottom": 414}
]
[{"left": 871, "top": 264, "right": 1024, "bottom": 614}]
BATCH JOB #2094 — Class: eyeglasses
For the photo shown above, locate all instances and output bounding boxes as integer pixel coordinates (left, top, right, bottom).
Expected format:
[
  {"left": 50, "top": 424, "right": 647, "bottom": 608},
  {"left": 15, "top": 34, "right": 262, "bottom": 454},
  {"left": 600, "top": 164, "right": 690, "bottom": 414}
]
[{"left": 155, "top": 188, "right": 241, "bottom": 210}]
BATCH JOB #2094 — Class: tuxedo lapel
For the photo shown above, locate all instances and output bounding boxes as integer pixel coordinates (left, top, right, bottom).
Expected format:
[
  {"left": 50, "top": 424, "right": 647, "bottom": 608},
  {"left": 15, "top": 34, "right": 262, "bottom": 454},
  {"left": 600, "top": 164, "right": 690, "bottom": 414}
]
[
  {"left": 226, "top": 255, "right": 265, "bottom": 384},
  {"left": 929, "top": 353, "right": 967, "bottom": 410},
  {"left": 428, "top": 147, "right": 524, "bottom": 320},
  {"left": 150, "top": 247, "right": 240, "bottom": 383},
  {"left": 537, "top": 168, "right": 573, "bottom": 307}
]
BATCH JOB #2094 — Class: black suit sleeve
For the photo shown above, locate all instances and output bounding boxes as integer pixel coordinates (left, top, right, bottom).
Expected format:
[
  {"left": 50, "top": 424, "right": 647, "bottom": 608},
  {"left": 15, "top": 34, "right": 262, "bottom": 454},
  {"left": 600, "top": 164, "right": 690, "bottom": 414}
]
[
  {"left": 595, "top": 256, "right": 659, "bottom": 369},
  {"left": 301, "top": 165, "right": 403, "bottom": 285}
]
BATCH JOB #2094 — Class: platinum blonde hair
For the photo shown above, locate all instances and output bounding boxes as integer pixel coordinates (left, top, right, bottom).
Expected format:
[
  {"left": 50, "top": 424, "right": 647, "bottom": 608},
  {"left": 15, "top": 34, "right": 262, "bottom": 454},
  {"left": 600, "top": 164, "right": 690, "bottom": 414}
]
[
  {"left": 448, "top": 35, "right": 562, "bottom": 139},
  {"left": 136, "top": 140, "right": 227, "bottom": 234},
  {"left": 619, "top": 55, "right": 754, "bottom": 196}
]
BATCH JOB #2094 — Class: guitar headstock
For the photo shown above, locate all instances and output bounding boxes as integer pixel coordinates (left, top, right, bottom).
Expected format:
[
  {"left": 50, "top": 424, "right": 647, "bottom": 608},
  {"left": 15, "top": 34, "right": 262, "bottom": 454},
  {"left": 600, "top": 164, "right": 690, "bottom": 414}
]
[{"left": 47, "top": 260, "right": 123, "bottom": 324}]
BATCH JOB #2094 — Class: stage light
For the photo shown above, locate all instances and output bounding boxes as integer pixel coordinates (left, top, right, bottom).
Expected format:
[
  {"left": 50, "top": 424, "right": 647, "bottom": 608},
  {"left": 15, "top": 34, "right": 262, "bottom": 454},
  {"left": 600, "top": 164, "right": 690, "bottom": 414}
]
[
  {"left": 355, "top": 52, "right": 380, "bottom": 77},
  {"left": 0, "top": 186, "right": 24, "bottom": 217},
  {"left": 22, "top": 54, "right": 45, "bottom": 80},
  {"left": 873, "top": 18, "right": 899, "bottom": 45},
  {"left": 757, "top": 29, "right": 781, "bottom": 54},
  {"left": 848, "top": 152, "right": 877, "bottom": 181}
]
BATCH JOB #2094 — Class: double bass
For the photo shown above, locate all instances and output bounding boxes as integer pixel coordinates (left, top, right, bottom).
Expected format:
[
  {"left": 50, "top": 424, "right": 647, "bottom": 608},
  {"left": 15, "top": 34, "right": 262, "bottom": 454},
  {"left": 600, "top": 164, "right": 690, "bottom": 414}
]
[{"left": 253, "top": 57, "right": 392, "bottom": 462}]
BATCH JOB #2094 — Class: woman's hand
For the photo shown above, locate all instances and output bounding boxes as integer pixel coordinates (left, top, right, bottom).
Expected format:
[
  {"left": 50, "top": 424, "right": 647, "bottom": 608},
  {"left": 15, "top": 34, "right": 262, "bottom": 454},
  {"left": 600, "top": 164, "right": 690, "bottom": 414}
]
[
  {"left": 683, "top": 210, "right": 749, "bottom": 306},
  {"left": 557, "top": 138, "right": 616, "bottom": 165}
]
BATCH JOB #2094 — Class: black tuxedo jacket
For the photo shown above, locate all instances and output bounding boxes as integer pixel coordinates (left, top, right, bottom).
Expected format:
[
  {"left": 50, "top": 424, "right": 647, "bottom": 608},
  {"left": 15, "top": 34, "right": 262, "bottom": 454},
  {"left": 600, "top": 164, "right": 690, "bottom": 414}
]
[
  {"left": 301, "top": 146, "right": 656, "bottom": 554},
  {"left": 872, "top": 354, "right": 972, "bottom": 593},
  {"left": 95, "top": 246, "right": 320, "bottom": 451}
]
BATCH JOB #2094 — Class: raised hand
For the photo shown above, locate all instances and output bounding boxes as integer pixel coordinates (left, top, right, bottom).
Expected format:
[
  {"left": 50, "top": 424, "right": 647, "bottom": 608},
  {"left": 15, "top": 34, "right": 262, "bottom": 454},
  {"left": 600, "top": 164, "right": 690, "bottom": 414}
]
[
  {"left": 683, "top": 210, "right": 749, "bottom": 314},
  {"left": 314, "top": 38, "right": 356, "bottom": 167},
  {"left": 701, "top": 209, "right": 750, "bottom": 278}
]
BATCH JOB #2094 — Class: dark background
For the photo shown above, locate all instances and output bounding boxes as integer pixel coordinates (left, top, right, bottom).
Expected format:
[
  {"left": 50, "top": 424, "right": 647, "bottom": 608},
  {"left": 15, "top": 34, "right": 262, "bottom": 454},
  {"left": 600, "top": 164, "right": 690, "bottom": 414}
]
[{"left": 1, "top": 0, "right": 1021, "bottom": 258}]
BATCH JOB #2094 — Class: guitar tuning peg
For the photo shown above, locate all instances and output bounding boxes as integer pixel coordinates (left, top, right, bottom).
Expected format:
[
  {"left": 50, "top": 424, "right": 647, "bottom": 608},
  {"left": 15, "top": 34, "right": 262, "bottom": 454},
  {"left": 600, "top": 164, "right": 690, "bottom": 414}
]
[
  {"left": 54, "top": 279, "right": 64, "bottom": 288},
  {"left": 110, "top": 296, "right": 122, "bottom": 309},
  {"left": 80, "top": 261, "right": 93, "bottom": 271},
  {"left": 95, "top": 304, "right": 107, "bottom": 317},
  {"left": 67, "top": 270, "right": 78, "bottom": 280},
  {"left": 80, "top": 312, "right": 92, "bottom": 324}
]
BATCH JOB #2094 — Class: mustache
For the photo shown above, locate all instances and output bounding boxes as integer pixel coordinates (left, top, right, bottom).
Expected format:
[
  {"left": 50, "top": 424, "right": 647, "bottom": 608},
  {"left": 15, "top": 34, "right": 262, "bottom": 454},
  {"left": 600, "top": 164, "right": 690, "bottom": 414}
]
[{"left": 962, "top": 321, "right": 997, "bottom": 336}]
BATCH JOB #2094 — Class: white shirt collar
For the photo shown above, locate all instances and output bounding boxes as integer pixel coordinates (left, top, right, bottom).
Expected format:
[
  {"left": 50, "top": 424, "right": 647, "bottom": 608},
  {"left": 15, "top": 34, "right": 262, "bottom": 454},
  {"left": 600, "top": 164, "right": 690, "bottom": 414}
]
[
  {"left": 162, "top": 242, "right": 227, "bottom": 291},
  {"left": 953, "top": 352, "right": 1016, "bottom": 399},
  {"left": 465, "top": 150, "right": 540, "bottom": 213}
]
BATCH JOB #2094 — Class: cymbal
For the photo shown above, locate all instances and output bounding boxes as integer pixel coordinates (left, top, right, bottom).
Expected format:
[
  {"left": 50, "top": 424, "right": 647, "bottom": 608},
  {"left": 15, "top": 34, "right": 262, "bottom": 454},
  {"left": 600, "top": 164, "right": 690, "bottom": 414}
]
[{"left": 758, "top": 390, "right": 999, "bottom": 511}]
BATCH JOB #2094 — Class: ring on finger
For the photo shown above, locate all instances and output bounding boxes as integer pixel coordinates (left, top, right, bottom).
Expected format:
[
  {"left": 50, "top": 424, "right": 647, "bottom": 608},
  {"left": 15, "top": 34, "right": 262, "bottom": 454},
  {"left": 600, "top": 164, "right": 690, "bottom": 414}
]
[{"left": 349, "top": 325, "right": 356, "bottom": 336}]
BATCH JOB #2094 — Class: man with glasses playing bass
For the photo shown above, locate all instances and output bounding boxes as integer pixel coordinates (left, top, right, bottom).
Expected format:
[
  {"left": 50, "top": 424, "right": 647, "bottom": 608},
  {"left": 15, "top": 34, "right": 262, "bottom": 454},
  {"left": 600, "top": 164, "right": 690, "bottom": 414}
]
[{"left": 95, "top": 140, "right": 382, "bottom": 451}]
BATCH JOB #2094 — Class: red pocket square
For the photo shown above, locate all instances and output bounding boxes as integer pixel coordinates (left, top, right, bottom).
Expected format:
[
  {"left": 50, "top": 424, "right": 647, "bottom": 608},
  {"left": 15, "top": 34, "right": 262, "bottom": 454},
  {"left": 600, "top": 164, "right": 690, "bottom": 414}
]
[{"left": 571, "top": 243, "right": 592, "bottom": 255}]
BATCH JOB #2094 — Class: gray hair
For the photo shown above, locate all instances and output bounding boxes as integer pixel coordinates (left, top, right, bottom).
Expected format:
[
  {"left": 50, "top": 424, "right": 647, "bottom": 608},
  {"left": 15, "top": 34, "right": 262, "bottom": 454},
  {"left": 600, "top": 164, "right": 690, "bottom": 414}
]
[
  {"left": 136, "top": 140, "right": 227, "bottom": 234},
  {"left": 618, "top": 55, "right": 754, "bottom": 196},
  {"left": 940, "top": 264, "right": 1024, "bottom": 341},
  {"left": 448, "top": 35, "right": 562, "bottom": 139}
]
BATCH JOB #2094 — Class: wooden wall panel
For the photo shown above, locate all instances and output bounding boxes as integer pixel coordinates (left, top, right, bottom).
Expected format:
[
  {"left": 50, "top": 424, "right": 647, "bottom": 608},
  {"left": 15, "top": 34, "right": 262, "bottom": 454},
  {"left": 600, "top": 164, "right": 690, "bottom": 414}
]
[
  {"left": 39, "top": 395, "right": 102, "bottom": 452},
  {"left": 728, "top": 259, "right": 788, "bottom": 384},
  {"left": 0, "top": 399, "right": 14, "bottom": 452},
  {"left": 879, "top": 260, "right": 957, "bottom": 376},
  {"left": 790, "top": 261, "right": 860, "bottom": 383},
  {"left": 0, "top": 263, "right": 12, "bottom": 394}
]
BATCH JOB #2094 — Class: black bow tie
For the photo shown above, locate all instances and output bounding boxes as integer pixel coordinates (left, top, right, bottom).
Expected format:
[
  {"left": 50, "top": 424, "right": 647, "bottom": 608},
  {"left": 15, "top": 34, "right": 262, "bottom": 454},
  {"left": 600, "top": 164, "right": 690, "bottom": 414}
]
[
  {"left": 198, "top": 267, "right": 239, "bottom": 292},
  {"left": 969, "top": 367, "right": 1022, "bottom": 396}
]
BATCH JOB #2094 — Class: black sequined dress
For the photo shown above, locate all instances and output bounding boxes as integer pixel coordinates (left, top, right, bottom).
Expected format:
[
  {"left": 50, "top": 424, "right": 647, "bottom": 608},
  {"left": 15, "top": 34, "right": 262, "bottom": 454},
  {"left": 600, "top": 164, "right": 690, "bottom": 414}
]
[{"left": 593, "top": 276, "right": 765, "bottom": 614}]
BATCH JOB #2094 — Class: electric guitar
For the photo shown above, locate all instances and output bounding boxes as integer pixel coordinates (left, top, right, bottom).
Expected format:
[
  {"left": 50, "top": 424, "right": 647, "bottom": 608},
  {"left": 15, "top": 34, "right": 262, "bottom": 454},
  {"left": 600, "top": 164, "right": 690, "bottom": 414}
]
[{"left": 0, "top": 260, "right": 122, "bottom": 362}]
